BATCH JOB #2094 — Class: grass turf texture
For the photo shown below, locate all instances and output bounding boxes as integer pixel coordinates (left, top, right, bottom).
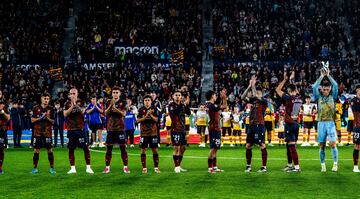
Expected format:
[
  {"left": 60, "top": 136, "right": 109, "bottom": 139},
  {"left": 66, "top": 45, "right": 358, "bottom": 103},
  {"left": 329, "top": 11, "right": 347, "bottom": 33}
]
[{"left": 0, "top": 145, "right": 359, "bottom": 199}]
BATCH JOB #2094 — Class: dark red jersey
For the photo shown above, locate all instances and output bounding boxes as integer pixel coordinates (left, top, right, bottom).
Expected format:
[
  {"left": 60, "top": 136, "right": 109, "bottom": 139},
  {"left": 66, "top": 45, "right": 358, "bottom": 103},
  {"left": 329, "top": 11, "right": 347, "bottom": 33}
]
[
  {"left": 64, "top": 100, "right": 84, "bottom": 130},
  {"left": 207, "top": 102, "right": 221, "bottom": 132},
  {"left": 138, "top": 106, "right": 158, "bottom": 137},
  {"left": 106, "top": 99, "right": 126, "bottom": 131},
  {"left": 282, "top": 94, "right": 303, "bottom": 124},
  {"left": 248, "top": 97, "right": 267, "bottom": 125},
  {"left": 32, "top": 105, "right": 54, "bottom": 137},
  {"left": 168, "top": 102, "right": 190, "bottom": 133},
  {"left": 351, "top": 97, "right": 360, "bottom": 128},
  {"left": 0, "top": 106, "right": 9, "bottom": 132}
]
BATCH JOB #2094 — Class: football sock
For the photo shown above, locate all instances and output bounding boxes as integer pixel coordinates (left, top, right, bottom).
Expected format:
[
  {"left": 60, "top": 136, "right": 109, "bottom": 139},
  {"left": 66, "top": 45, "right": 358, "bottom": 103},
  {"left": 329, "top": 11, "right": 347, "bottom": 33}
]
[
  {"left": 261, "top": 148, "right": 268, "bottom": 167},
  {"left": 319, "top": 147, "right": 326, "bottom": 164},
  {"left": 288, "top": 144, "right": 299, "bottom": 166},
  {"left": 141, "top": 153, "right": 146, "bottom": 168},
  {"left": 246, "top": 148, "right": 252, "bottom": 165},
  {"left": 33, "top": 153, "right": 39, "bottom": 168},
  {"left": 153, "top": 153, "right": 159, "bottom": 168},
  {"left": 84, "top": 148, "right": 91, "bottom": 165},
  {"left": 353, "top": 149, "right": 359, "bottom": 166},
  {"left": 105, "top": 145, "right": 113, "bottom": 166},
  {"left": 48, "top": 152, "right": 54, "bottom": 168},
  {"left": 173, "top": 155, "right": 180, "bottom": 167},
  {"left": 120, "top": 145, "right": 128, "bottom": 166},
  {"left": 213, "top": 157, "right": 217, "bottom": 168},
  {"left": 286, "top": 143, "right": 292, "bottom": 164},
  {"left": 208, "top": 158, "right": 213, "bottom": 169},
  {"left": 69, "top": 149, "right": 75, "bottom": 166},
  {"left": 331, "top": 147, "right": 338, "bottom": 164},
  {"left": 0, "top": 148, "right": 4, "bottom": 170}
]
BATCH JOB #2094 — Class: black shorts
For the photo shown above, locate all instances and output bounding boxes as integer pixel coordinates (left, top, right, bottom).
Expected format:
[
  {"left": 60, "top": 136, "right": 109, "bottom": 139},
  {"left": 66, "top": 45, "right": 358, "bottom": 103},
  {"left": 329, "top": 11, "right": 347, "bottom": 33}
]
[
  {"left": 278, "top": 131, "right": 285, "bottom": 139},
  {"left": 67, "top": 130, "right": 88, "bottom": 149},
  {"left": 353, "top": 128, "right": 360, "bottom": 144},
  {"left": 285, "top": 123, "right": 299, "bottom": 142},
  {"left": 209, "top": 131, "right": 221, "bottom": 149},
  {"left": 197, "top": 126, "right": 206, "bottom": 134},
  {"left": 106, "top": 131, "right": 127, "bottom": 145},
  {"left": 222, "top": 127, "right": 232, "bottom": 136},
  {"left": 303, "top": 121, "right": 313, "bottom": 129},
  {"left": 171, "top": 132, "right": 187, "bottom": 146},
  {"left": 0, "top": 131, "right": 7, "bottom": 149},
  {"left": 233, "top": 130, "right": 241, "bottom": 136},
  {"left": 33, "top": 136, "right": 53, "bottom": 149},
  {"left": 265, "top": 121, "right": 273, "bottom": 132},
  {"left": 139, "top": 136, "right": 158, "bottom": 149},
  {"left": 246, "top": 124, "right": 265, "bottom": 145},
  {"left": 89, "top": 124, "right": 103, "bottom": 132},
  {"left": 348, "top": 120, "right": 354, "bottom": 132},
  {"left": 314, "top": 121, "right": 318, "bottom": 131}
]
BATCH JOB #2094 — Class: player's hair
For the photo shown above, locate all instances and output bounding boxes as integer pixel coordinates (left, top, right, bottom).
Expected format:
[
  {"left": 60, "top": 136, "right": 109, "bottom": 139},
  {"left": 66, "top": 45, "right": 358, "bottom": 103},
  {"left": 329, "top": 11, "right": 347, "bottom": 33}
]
[
  {"left": 112, "top": 86, "right": 121, "bottom": 92},
  {"left": 305, "top": 95, "right": 311, "bottom": 99},
  {"left": 256, "top": 86, "right": 263, "bottom": 92},
  {"left": 205, "top": 90, "right": 216, "bottom": 101},
  {"left": 356, "top": 84, "right": 360, "bottom": 91},
  {"left": 288, "top": 84, "right": 297, "bottom": 92},
  {"left": 173, "top": 90, "right": 182, "bottom": 95},
  {"left": 90, "top": 94, "right": 97, "bottom": 99},
  {"left": 41, "top": 92, "right": 51, "bottom": 97},
  {"left": 54, "top": 100, "right": 60, "bottom": 105},
  {"left": 143, "top": 95, "right": 152, "bottom": 100},
  {"left": 321, "top": 80, "right": 331, "bottom": 87}
]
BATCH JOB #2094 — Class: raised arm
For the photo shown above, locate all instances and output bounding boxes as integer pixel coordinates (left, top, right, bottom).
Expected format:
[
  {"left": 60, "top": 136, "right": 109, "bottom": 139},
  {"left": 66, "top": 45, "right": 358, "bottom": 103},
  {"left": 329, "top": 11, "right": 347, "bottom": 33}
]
[
  {"left": 276, "top": 71, "right": 289, "bottom": 98},
  {"left": 328, "top": 75, "right": 338, "bottom": 99},
  {"left": 312, "top": 75, "right": 324, "bottom": 101}
]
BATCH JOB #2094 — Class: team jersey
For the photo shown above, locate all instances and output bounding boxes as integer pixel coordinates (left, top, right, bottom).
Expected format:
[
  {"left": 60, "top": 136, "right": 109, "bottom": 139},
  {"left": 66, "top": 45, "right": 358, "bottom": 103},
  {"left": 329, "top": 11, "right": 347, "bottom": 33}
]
[
  {"left": 221, "top": 111, "right": 232, "bottom": 128},
  {"left": 264, "top": 107, "right": 273, "bottom": 122},
  {"left": 207, "top": 102, "right": 221, "bottom": 132},
  {"left": 313, "top": 75, "right": 338, "bottom": 122},
  {"left": 247, "top": 97, "right": 268, "bottom": 125},
  {"left": 106, "top": 99, "right": 126, "bottom": 131},
  {"left": 138, "top": 106, "right": 158, "bottom": 137},
  {"left": 185, "top": 116, "right": 190, "bottom": 126},
  {"left": 335, "top": 102, "right": 343, "bottom": 122},
  {"left": 282, "top": 94, "right": 303, "bottom": 124},
  {"left": 232, "top": 113, "right": 241, "bottom": 130},
  {"left": 348, "top": 107, "right": 354, "bottom": 121},
  {"left": 85, "top": 103, "right": 103, "bottom": 125},
  {"left": 0, "top": 106, "right": 9, "bottom": 132},
  {"left": 302, "top": 104, "right": 315, "bottom": 122},
  {"left": 165, "top": 115, "right": 172, "bottom": 127},
  {"left": 168, "top": 102, "right": 190, "bottom": 133},
  {"left": 278, "top": 120, "right": 285, "bottom": 132},
  {"left": 65, "top": 100, "right": 85, "bottom": 130},
  {"left": 196, "top": 110, "right": 207, "bottom": 126},
  {"left": 32, "top": 105, "right": 54, "bottom": 137},
  {"left": 351, "top": 97, "right": 360, "bottom": 128}
]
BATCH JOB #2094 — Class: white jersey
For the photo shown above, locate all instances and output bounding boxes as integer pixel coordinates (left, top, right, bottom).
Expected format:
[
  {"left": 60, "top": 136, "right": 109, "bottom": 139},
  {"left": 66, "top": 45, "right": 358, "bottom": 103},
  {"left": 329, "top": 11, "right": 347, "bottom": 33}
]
[
  {"left": 233, "top": 114, "right": 241, "bottom": 123},
  {"left": 302, "top": 104, "right": 315, "bottom": 115},
  {"left": 221, "top": 111, "right": 232, "bottom": 122},
  {"left": 196, "top": 110, "right": 207, "bottom": 120}
]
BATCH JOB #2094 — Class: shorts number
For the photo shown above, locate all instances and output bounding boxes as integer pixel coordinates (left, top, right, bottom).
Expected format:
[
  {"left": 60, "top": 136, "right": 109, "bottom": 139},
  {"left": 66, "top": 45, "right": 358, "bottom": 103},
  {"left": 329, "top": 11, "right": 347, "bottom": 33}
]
[
  {"left": 46, "top": 138, "right": 52, "bottom": 143},
  {"left": 79, "top": 138, "right": 85, "bottom": 143},
  {"left": 119, "top": 134, "right": 125, "bottom": 139},
  {"left": 354, "top": 133, "right": 360, "bottom": 139},
  {"left": 215, "top": 138, "right": 221, "bottom": 146},
  {"left": 174, "top": 135, "right": 180, "bottom": 142},
  {"left": 152, "top": 138, "right": 158, "bottom": 144}
]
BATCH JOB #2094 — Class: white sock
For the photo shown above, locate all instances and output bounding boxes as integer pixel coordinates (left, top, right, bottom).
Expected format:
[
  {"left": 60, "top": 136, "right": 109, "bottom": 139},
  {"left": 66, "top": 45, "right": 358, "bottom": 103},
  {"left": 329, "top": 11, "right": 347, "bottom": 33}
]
[
  {"left": 321, "top": 163, "right": 326, "bottom": 166},
  {"left": 86, "top": 165, "right": 91, "bottom": 169},
  {"left": 124, "top": 166, "right": 128, "bottom": 169},
  {"left": 333, "top": 162, "right": 338, "bottom": 165},
  {"left": 287, "top": 163, "right": 292, "bottom": 167},
  {"left": 294, "top": 165, "right": 300, "bottom": 170},
  {"left": 354, "top": 165, "right": 359, "bottom": 170},
  {"left": 106, "top": 166, "right": 110, "bottom": 169},
  {"left": 70, "top": 166, "right": 76, "bottom": 170}
]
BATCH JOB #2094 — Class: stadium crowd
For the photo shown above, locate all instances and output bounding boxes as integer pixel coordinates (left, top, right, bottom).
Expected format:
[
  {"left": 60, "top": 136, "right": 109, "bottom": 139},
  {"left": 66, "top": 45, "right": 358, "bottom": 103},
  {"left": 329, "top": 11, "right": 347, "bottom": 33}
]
[
  {"left": 0, "top": 0, "right": 69, "bottom": 65},
  {"left": 210, "top": 0, "right": 351, "bottom": 61},
  {"left": 71, "top": 0, "right": 202, "bottom": 63}
]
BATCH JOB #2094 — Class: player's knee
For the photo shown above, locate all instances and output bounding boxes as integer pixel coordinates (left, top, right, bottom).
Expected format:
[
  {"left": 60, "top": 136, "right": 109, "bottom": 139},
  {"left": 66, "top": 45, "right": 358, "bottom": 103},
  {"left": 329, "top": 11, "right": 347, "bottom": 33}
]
[
  {"left": 152, "top": 148, "right": 158, "bottom": 154},
  {"left": 260, "top": 144, "right": 266, "bottom": 150},
  {"left": 141, "top": 148, "right": 146, "bottom": 154},
  {"left": 34, "top": 149, "right": 40, "bottom": 153},
  {"left": 246, "top": 144, "right": 252, "bottom": 149},
  {"left": 355, "top": 144, "right": 360, "bottom": 150}
]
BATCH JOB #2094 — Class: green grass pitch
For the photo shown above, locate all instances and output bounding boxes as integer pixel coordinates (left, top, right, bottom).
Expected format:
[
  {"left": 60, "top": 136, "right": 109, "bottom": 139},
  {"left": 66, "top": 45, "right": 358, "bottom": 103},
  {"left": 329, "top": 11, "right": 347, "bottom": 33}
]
[{"left": 0, "top": 145, "right": 359, "bottom": 199}]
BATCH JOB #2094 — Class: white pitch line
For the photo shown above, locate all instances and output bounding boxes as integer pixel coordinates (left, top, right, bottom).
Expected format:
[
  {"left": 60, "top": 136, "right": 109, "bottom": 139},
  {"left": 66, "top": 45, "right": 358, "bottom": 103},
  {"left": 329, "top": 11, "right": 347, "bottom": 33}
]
[{"left": 90, "top": 149, "right": 353, "bottom": 161}]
